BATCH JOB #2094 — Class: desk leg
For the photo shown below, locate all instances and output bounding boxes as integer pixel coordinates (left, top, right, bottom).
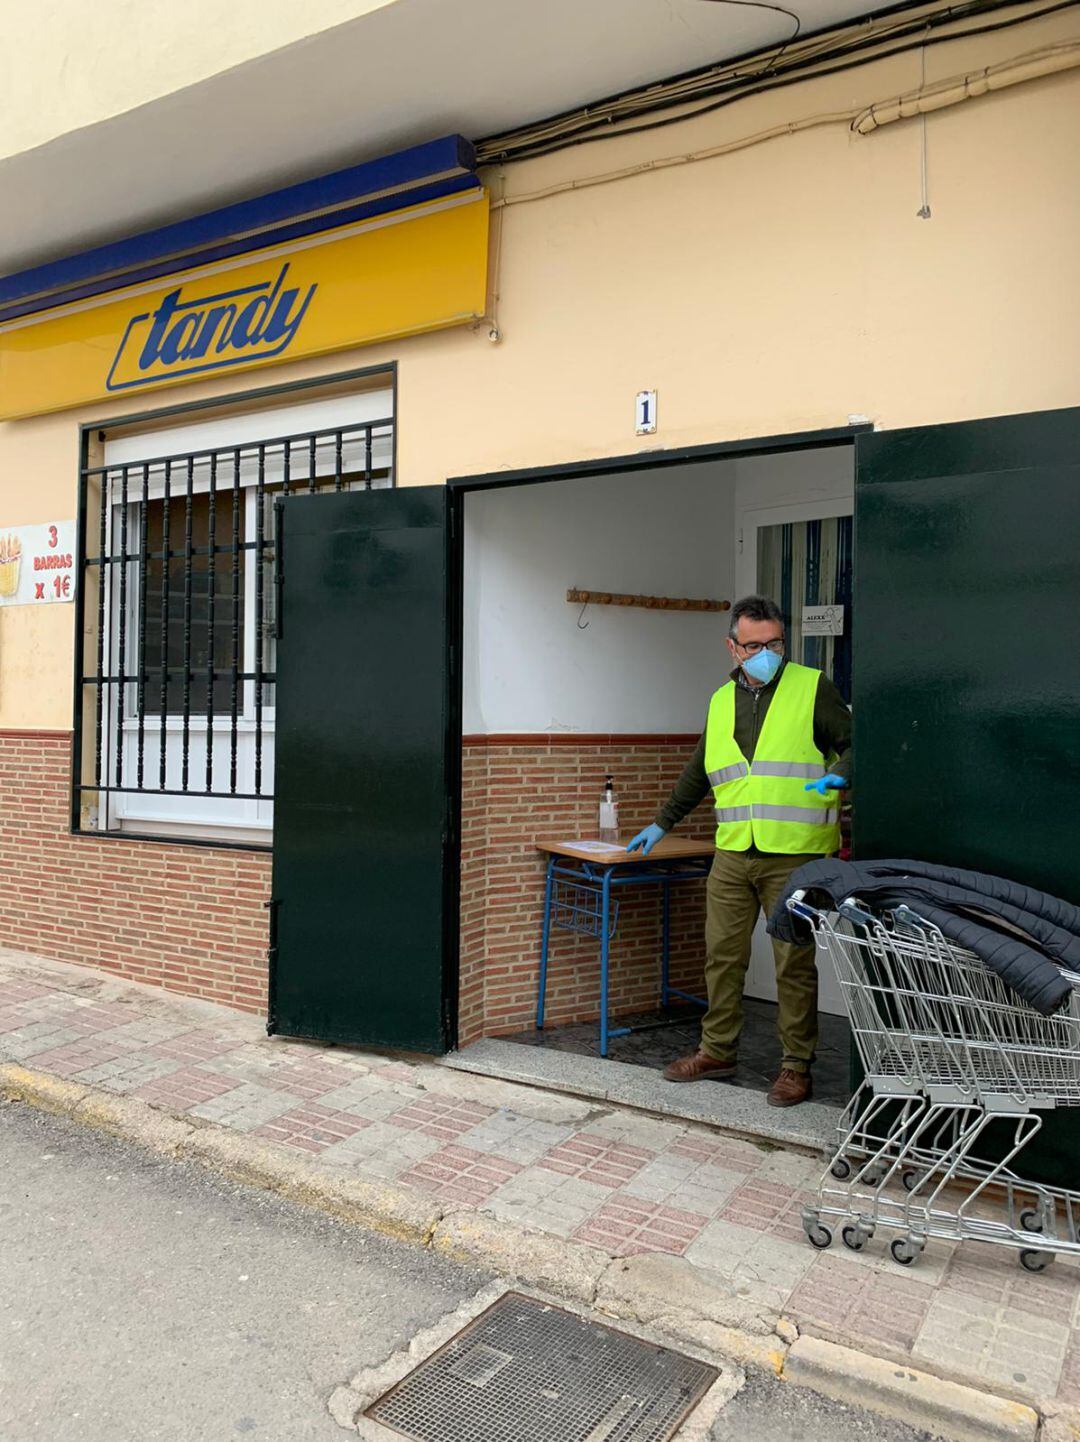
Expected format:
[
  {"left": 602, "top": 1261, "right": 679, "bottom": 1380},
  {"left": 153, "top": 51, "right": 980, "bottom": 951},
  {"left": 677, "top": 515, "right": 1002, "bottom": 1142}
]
[
  {"left": 537, "top": 858, "right": 555, "bottom": 1031},
  {"left": 599, "top": 871, "right": 612, "bottom": 1058},
  {"left": 661, "top": 877, "right": 672, "bottom": 1009}
]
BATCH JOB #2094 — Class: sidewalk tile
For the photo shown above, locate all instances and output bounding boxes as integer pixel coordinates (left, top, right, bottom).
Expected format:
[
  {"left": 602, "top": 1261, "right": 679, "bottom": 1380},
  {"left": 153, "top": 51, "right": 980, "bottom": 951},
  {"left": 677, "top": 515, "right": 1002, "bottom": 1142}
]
[
  {"left": 386, "top": 1095, "right": 496, "bottom": 1142},
  {"left": 536, "top": 1132, "right": 655, "bottom": 1189},
  {"left": 189, "top": 1081, "right": 301, "bottom": 1130},
  {"left": 147, "top": 1032, "right": 245, "bottom": 1064},
  {"left": 448, "top": 1111, "right": 576, "bottom": 1164},
  {"left": 938, "top": 1241, "right": 1079, "bottom": 1326},
  {"left": 399, "top": 1145, "right": 522, "bottom": 1207},
  {"left": 1059, "top": 1332, "right": 1080, "bottom": 1405},
  {"left": 685, "top": 1217, "right": 816, "bottom": 1310},
  {"left": 252, "top": 1102, "right": 374, "bottom": 1153},
  {"left": 664, "top": 1133, "right": 767, "bottom": 1174},
  {"left": 21, "top": 1037, "right": 142, "bottom": 1078},
  {"left": 573, "top": 1200, "right": 711, "bottom": 1258},
  {"left": 913, "top": 1288, "right": 1069, "bottom": 1399},
  {"left": 133, "top": 1066, "right": 244, "bottom": 1110},
  {"left": 787, "top": 1253, "right": 934, "bottom": 1351},
  {"left": 75, "top": 1055, "right": 186, "bottom": 1091},
  {"left": 718, "top": 1177, "right": 815, "bottom": 1243}
]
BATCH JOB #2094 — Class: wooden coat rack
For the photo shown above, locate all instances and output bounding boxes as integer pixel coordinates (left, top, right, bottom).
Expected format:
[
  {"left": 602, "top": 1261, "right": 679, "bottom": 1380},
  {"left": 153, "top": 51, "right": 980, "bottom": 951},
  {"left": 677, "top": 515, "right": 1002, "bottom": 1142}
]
[{"left": 566, "top": 587, "right": 730, "bottom": 613}]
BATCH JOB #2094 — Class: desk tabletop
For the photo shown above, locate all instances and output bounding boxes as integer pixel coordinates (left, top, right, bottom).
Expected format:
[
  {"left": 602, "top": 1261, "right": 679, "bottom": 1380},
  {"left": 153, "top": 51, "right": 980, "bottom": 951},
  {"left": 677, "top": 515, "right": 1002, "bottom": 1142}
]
[{"left": 535, "top": 836, "right": 716, "bottom": 865}]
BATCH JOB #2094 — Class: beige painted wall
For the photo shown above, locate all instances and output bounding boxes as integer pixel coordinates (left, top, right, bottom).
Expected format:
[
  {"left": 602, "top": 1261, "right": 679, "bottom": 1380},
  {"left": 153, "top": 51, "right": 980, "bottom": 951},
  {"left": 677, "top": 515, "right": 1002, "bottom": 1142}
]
[
  {"left": 1, "top": 12, "right": 1078, "bottom": 728},
  {"left": 0, "top": 0, "right": 399, "bottom": 160}
]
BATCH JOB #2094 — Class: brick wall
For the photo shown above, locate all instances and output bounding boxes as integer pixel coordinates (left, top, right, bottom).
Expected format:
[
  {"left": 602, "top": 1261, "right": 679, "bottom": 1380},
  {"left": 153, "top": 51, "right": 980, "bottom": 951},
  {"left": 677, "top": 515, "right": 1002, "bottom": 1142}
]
[
  {"left": 460, "top": 735, "right": 714, "bottom": 1045},
  {"left": 1, "top": 729, "right": 715, "bottom": 1037},
  {"left": 0, "top": 730, "right": 271, "bottom": 1012}
]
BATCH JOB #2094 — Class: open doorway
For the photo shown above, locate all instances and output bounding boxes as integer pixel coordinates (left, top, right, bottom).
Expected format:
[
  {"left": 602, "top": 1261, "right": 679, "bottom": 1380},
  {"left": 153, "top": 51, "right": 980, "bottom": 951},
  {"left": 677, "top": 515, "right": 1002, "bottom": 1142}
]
[{"left": 457, "top": 438, "right": 854, "bottom": 1114}]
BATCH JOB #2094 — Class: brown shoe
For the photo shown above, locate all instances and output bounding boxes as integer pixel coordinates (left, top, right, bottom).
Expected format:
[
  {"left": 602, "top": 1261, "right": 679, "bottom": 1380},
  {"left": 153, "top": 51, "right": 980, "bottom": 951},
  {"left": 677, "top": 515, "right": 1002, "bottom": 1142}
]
[
  {"left": 662, "top": 1050, "right": 737, "bottom": 1083},
  {"left": 767, "top": 1068, "right": 813, "bottom": 1107}
]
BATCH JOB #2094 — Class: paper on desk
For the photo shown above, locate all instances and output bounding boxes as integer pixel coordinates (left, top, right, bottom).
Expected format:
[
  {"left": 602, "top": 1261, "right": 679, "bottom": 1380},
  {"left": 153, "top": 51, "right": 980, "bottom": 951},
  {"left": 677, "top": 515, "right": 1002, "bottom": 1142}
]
[{"left": 557, "top": 839, "right": 625, "bottom": 852}]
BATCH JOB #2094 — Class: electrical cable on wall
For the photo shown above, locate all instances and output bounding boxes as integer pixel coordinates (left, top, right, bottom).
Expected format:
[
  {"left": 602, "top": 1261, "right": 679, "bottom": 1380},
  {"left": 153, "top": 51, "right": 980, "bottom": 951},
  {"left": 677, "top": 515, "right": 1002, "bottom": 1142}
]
[{"left": 477, "top": 0, "right": 1079, "bottom": 163}]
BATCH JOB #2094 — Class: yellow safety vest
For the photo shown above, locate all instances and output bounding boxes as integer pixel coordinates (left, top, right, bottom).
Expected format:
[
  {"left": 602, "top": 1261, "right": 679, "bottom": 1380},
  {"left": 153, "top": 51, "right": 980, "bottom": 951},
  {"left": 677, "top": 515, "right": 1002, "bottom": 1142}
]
[{"left": 704, "top": 662, "right": 840, "bottom": 855}]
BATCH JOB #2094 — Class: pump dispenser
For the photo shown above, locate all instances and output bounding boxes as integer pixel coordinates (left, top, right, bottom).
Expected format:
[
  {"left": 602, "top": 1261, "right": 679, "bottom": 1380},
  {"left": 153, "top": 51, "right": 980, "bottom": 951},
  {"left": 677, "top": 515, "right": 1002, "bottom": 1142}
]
[{"left": 599, "top": 774, "right": 620, "bottom": 844}]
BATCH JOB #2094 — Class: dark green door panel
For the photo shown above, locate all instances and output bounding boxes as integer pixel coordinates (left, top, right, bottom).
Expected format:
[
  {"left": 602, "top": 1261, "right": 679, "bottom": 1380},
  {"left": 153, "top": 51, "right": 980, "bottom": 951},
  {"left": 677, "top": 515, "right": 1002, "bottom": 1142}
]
[
  {"left": 853, "top": 406, "right": 1080, "bottom": 1183},
  {"left": 269, "top": 487, "right": 453, "bottom": 1052}
]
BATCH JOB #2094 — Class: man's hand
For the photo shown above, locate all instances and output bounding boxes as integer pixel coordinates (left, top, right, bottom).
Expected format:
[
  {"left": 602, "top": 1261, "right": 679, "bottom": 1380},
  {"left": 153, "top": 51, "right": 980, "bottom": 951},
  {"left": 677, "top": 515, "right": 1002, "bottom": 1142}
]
[
  {"left": 804, "top": 774, "right": 847, "bottom": 796},
  {"left": 627, "top": 824, "right": 666, "bottom": 855}
]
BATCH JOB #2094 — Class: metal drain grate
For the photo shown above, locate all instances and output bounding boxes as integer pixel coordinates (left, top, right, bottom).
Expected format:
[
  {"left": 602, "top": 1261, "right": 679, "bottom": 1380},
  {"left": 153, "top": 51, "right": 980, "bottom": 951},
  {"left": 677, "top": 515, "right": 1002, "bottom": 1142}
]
[{"left": 365, "top": 1291, "right": 719, "bottom": 1442}]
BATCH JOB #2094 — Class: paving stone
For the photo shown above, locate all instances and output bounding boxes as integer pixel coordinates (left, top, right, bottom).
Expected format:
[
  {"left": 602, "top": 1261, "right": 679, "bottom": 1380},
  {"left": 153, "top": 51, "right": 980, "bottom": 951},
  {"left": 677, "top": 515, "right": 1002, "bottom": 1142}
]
[
  {"left": 685, "top": 1217, "right": 816, "bottom": 1311},
  {"left": 621, "top": 1156, "right": 745, "bottom": 1214},
  {"left": 398, "top": 1144, "right": 523, "bottom": 1207},
  {"left": 787, "top": 1252, "right": 935, "bottom": 1351},
  {"left": 572, "top": 1198, "right": 710, "bottom": 1258},
  {"left": 718, "top": 1176, "right": 815, "bottom": 1243},
  {"left": 2, "top": 1024, "right": 85, "bottom": 1058},
  {"left": 914, "top": 1288, "right": 1070, "bottom": 1399},
  {"left": 940, "top": 1240, "right": 1080, "bottom": 1327},
  {"left": 132, "top": 1065, "right": 244, "bottom": 1110},
  {"left": 189, "top": 1081, "right": 301, "bottom": 1130},
  {"left": 1058, "top": 1333, "right": 1080, "bottom": 1405},
  {"left": 663, "top": 1131, "right": 767, "bottom": 1174},
  {"left": 73, "top": 1055, "right": 185, "bottom": 1091},
  {"left": 536, "top": 1131, "right": 655, "bottom": 1188}
]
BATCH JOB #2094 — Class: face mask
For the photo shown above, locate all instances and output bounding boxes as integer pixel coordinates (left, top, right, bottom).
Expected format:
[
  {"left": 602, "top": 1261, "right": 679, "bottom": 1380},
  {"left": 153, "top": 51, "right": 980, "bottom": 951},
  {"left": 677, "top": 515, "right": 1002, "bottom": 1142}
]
[{"left": 741, "top": 648, "right": 783, "bottom": 684}]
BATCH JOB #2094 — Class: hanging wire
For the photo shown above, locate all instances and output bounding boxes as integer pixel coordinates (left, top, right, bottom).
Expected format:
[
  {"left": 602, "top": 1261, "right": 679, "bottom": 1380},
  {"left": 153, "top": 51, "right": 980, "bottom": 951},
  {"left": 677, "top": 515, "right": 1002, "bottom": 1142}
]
[{"left": 917, "top": 34, "right": 933, "bottom": 218}]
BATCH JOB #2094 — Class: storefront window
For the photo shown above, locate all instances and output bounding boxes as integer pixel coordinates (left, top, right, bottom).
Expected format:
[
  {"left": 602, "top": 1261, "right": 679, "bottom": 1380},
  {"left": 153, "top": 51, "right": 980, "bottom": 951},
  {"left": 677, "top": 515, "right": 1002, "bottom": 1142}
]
[{"left": 75, "top": 400, "right": 393, "bottom": 844}]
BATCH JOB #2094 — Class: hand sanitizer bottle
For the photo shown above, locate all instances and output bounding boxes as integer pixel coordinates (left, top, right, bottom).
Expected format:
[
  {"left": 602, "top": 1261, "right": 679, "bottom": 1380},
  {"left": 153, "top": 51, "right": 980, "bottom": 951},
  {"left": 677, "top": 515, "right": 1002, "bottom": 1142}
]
[{"left": 599, "top": 774, "right": 620, "bottom": 844}]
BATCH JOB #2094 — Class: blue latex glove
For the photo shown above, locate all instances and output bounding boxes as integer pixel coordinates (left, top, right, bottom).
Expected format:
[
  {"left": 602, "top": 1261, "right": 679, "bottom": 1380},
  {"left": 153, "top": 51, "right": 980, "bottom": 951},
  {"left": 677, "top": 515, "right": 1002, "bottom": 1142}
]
[
  {"left": 804, "top": 773, "right": 847, "bottom": 796},
  {"left": 627, "top": 823, "right": 666, "bottom": 855}
]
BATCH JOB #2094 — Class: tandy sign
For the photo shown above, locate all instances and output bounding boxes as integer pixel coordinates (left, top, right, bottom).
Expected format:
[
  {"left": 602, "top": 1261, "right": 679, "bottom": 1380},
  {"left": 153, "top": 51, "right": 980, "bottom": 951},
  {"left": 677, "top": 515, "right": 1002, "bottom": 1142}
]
[
  {"left": 0, "top": 191, "right": 488, "bottom": 420},
  {"left": 107, "top": 264, "right": 319, "bottom": 392}
]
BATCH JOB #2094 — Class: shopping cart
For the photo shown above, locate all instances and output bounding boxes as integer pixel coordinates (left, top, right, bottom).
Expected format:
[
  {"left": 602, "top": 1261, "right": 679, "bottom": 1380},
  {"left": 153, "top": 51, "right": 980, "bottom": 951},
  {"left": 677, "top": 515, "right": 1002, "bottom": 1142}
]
[{"left": 788, "top": 893, "right": 1080, "bottom": 1270}]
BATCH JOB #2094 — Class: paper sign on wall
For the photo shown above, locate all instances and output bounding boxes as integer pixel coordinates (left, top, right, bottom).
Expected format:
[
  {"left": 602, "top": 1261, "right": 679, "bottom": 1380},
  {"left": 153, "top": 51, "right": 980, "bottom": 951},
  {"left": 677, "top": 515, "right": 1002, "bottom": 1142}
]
[
  {"left": 0, "top": 520, "right": 76, "bottom": 606},
  {"left": 802, "top": 604, "right": 844, "bottom": 636}
]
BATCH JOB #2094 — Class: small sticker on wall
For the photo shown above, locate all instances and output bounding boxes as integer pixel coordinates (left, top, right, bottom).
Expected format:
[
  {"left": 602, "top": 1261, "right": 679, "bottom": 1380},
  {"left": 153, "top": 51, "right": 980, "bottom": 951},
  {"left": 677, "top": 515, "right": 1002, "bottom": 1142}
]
[
  {"left": 803, "top": 604, "right": 844, "bottom": 636},
  {"left": 635, "top": 390, "right": 657, "bottom": 435}
]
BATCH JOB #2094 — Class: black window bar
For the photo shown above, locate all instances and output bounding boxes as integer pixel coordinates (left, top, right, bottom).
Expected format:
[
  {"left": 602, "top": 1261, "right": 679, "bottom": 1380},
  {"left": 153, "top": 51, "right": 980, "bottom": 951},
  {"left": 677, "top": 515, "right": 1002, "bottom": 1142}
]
[{"left": 73, "top": 417, "right": 394, "bottom": 840}]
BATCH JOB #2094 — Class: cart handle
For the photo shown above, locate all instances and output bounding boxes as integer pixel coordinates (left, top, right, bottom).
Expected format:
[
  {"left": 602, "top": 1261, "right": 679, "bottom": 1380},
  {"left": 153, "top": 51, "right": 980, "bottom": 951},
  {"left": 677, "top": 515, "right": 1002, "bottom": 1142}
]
[
  {"left": 893, "top": 903, "right": 929, "bottom": 930},
  {"left": 785, "top": 891, "right": 824, "bottom": 923},
  {"left": 838, "top": 896, "right": 876, "bottom": 927}
]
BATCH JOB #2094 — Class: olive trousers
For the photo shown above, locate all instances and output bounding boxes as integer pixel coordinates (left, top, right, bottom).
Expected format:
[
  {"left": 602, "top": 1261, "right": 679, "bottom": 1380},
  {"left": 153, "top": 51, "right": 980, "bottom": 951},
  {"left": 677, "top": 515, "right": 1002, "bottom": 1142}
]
[{"left": 700, "top": 848, "right": 819, "bottom": 1075}]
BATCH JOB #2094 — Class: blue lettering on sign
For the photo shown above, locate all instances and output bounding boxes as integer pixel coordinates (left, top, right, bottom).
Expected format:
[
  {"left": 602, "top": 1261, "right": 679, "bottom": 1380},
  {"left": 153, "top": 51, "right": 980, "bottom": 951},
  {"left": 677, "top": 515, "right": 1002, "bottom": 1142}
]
[{"left": 105, "top": 264, "right": 317, "bottom": 392}]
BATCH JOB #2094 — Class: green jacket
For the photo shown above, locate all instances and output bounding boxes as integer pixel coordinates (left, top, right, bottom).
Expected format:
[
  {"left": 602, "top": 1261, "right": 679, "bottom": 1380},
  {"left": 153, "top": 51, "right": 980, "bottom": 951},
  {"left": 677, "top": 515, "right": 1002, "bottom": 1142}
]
[{"left": 655, "top": 662, "right": 852, "bottom": 851}]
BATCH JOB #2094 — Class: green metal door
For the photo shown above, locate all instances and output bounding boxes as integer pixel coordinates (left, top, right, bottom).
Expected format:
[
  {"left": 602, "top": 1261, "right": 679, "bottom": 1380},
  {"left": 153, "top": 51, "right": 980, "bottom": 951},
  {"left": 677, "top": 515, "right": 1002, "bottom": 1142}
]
[
  {"left": 854, "top": 405, "right": 1080, "bottom": 1182},
  {"left": 268, "top": 486, "right": 455, "bottom": 1052}
]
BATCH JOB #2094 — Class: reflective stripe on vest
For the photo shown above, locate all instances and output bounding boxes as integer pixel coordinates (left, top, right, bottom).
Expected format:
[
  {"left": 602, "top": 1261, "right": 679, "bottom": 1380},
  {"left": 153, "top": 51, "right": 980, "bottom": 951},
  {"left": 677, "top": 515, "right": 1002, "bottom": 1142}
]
[{"left": 703, "top": 662, "right": 841, "bottom": 855}]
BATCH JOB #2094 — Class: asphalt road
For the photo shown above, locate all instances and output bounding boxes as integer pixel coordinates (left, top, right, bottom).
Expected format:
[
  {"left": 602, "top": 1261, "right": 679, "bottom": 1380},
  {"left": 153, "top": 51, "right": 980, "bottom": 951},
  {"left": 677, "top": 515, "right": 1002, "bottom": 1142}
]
[{"left": 0, "top": 1101, "right": 935, "bottom": 1442}]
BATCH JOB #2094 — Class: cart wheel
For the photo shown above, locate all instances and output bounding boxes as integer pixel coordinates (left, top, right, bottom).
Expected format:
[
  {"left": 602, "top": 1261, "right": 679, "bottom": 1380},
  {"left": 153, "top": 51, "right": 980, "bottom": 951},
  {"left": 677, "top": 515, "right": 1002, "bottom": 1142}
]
[
  {"left": 830, "top": 1157, "right": 852, "bottom": 1181},
  {"left": 1019, "top": 1249, "right": 1051, "bottom": 1273},
  {"left": 1018, "top": 1208, "right": 1043, "bottom": 1234},
  {"left": 862, "top": 1167, "right": 884, "bottom": 1188},
  {"left": 890, "top": 1238, "right": 919, "bottom": 1266},
  {"left": 842, "top": 1224, "right": 867, "bottom": 1252},
  {"left": 806, "top": 1222, "right": 833, "bottom": 1250},
  {"left": 901, "top": 1169, "right": 920, "bottom": 1193}
]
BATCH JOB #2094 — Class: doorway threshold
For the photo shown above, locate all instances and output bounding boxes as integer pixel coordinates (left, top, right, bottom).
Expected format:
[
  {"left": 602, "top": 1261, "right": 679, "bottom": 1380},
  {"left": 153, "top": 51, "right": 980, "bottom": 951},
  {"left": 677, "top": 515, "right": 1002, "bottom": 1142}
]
[{"left": 438, "top": 1038, "right": 841, "bottom": 1153}]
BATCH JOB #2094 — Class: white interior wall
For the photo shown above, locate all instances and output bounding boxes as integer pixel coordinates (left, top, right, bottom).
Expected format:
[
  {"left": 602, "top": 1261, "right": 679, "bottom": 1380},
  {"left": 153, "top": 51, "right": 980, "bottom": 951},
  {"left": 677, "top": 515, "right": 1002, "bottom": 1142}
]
[{"left": 463, "top": 461, "right": 736, "bottom": 735}]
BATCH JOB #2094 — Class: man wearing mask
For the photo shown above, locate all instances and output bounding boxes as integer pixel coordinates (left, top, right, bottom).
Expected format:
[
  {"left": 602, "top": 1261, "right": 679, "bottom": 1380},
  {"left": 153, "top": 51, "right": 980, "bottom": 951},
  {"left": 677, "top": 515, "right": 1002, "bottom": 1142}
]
[{"left": 627, "top": 595, "right": 850, "bottom": 1107}]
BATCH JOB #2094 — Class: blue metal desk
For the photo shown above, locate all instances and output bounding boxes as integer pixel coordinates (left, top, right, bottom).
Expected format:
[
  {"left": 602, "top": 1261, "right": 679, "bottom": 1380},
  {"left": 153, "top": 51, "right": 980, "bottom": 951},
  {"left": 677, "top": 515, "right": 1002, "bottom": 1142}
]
[{"left": 535, "top": 837, "right": 715, "bottom": 1057}]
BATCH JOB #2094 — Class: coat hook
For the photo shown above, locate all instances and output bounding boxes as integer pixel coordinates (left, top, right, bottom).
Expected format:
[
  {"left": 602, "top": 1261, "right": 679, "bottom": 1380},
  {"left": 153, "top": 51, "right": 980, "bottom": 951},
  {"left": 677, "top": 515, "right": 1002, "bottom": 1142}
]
[{"left": 576, "top": 597, "right": 590, "bottom": 629}]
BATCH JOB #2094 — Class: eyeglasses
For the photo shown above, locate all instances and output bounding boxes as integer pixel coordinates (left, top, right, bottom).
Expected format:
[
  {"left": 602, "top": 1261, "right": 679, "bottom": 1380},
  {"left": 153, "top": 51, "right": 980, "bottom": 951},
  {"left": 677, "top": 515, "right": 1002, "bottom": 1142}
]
[{"left": 734, "top": 638, "right": 785, "bottom": 656}]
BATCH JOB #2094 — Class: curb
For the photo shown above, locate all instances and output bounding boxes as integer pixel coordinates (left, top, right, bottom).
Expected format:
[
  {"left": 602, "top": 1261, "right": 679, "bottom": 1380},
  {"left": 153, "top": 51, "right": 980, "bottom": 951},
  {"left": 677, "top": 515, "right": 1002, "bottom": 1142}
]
[
  {"left": 1, "top": 1062, "right": 1057, "bottom": 1442},
  {"left": 782, "top": 1335, "right": 1040, "bottom": 1442}
]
